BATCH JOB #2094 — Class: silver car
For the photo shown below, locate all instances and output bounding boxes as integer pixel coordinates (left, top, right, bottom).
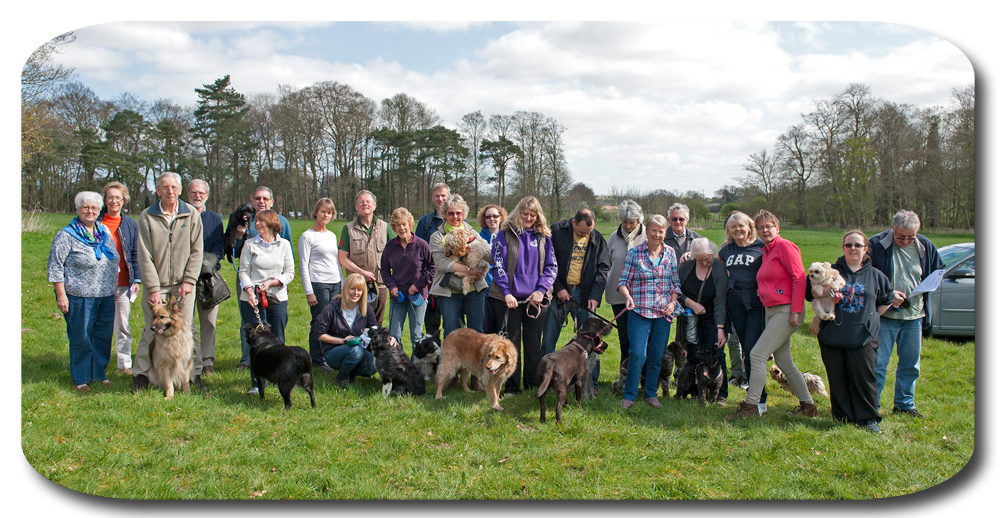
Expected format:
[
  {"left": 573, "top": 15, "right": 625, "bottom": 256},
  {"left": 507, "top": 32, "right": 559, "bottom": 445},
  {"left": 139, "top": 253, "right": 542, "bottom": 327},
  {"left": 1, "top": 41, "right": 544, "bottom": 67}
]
[{"left": 926, "top": 242, "right": 975, "bottom": 338}]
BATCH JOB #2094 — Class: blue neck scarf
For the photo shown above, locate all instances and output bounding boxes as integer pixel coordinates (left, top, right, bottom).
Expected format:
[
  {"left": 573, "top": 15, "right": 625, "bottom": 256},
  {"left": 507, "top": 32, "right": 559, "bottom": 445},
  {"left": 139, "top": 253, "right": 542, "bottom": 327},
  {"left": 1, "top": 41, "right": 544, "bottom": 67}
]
[{"left": 64, "top": 217, "right": 116, "bottom": 261}]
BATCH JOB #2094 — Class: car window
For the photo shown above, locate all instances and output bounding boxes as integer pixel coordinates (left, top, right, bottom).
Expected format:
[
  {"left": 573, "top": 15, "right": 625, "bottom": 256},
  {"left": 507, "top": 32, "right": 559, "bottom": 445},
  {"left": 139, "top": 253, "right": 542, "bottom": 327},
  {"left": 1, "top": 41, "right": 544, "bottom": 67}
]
[
  {"left": 939, "top": 246, "right": 974, "bottom": 267},
  {"left": 954, "top": 256, "right": 975, "bottom": 272}
]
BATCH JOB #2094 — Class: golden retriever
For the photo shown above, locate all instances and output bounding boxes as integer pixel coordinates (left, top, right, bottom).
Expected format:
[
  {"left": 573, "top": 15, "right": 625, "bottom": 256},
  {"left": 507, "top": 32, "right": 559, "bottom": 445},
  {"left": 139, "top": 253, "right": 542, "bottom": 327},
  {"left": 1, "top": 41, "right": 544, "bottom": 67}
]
[
  {"left": 434, "top": 328, "right": 517, "bottom": 410},
  {"left": 147, "top": 298, "right": 195, "bottom": 400},
  {"left": 808, "top": 261, "right": 847, "bottom": 335},
  {"left": 442, "top": 227, "right": 492, "bottom": 293}
]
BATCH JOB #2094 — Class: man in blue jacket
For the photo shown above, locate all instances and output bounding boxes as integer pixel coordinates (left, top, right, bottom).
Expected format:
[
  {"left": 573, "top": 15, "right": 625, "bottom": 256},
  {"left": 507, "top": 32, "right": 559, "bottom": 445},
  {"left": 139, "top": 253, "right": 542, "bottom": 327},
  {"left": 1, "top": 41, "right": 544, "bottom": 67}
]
[
  {"left": 188, "top": 179, "right": 224, "bottom": 379},
  {"left": 868, "top": 210, "right": 944, "bottom": 419},
  {"left": 415, "top": 182, "right": 450, "bottom": 340}
]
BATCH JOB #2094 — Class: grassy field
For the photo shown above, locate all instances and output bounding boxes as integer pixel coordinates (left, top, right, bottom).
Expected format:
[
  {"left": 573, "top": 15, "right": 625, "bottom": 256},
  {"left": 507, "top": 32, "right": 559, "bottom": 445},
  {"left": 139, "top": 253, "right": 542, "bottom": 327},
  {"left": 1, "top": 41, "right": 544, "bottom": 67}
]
[{"left": 21, "top": 212, "right": 975, "bottom": 499}]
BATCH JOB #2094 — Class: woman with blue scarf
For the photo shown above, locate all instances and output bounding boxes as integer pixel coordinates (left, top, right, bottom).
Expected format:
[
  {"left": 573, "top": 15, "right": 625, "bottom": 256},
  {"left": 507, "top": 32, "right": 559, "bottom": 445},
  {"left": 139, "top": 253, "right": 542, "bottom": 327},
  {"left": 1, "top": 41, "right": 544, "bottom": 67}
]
[{"left": 48, "top": 192, "right": 120, "bottom": 392}]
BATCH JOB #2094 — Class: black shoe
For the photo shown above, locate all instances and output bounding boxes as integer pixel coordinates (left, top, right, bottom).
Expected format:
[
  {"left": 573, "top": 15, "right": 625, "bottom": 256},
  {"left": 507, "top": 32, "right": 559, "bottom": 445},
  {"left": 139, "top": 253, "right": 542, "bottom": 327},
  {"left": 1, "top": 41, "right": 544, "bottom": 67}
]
[
  {"left": 334, "top": 376, "right": 350, "bottom": 388},
  {"left": 861, "top": 419, "right": 883, "bottom": 434},
  {"left": 504, "top": 386, "right": 521, "bottom": 396},
  {"left": 892, "top": 407, "right": 925, "bottom": 419},
  {"left": 130, "top": 374, "right": 149, "bottom": 393},
  {"left": 192, "top": 375, "right": 209, "bottom": 393}
]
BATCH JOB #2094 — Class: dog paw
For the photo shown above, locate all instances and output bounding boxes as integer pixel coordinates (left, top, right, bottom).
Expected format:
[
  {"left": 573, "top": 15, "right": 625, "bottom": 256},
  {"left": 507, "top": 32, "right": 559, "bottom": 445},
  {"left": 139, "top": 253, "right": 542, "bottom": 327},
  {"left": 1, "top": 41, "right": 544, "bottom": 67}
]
[{"left": 493, "top": 405, "right": 504, "bottom": 411}]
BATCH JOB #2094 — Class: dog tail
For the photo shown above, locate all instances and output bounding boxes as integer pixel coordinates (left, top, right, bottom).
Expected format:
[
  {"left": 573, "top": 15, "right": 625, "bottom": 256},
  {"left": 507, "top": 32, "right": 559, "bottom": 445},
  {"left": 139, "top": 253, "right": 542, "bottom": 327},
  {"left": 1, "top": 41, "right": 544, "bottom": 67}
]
[
  {"left": 536, "top": 361, "right": 555, "bottom": 397},
  {"left": 808, "top": 315, "right": 821, "bottom": 335}
]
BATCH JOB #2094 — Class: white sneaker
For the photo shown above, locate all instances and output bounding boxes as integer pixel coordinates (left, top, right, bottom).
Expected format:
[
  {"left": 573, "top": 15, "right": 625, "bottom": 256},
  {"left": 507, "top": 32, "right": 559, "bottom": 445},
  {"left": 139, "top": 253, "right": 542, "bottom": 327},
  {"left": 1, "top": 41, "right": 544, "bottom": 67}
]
[
  {"left": 248, "top": 387, "right": 259, "bottom": 396},
  {"left": 758, "top": 403, "right": 768, "bottom": 415}
]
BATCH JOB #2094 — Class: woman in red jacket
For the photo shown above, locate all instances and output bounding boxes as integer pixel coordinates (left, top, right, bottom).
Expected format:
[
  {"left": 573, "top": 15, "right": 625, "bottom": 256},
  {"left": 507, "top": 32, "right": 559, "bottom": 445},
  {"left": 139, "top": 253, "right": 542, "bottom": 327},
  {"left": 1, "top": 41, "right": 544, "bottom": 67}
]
[{"left": 727, "top": 210, "right": 816, "bottom": 419}]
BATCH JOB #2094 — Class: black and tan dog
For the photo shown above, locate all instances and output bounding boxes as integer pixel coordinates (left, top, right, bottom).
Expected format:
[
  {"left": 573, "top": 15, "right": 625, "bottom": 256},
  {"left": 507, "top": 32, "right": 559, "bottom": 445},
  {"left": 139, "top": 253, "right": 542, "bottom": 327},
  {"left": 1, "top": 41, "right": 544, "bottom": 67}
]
[
  {"left": 224, "top": 202, "right": 255, "bottom": 263},
  {"left": 675, "top": 345, "right": 723, "bottom": 405},
  {"left": 612, "top": 341, "right": 686, "bottom": 397},
  {"left": 368, "top": 326, "right": 426, "bottom": 397},
  {"left": 244, "top": 322, "right": 315, "bottom": 410},
  {"left": 535, "top": 318, "right": 611, "bottom": 424}
]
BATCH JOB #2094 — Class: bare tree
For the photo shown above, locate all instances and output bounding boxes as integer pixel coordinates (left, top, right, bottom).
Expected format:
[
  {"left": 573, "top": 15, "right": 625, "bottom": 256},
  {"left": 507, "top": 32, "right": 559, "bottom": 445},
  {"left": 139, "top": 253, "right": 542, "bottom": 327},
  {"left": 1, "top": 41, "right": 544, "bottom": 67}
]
[
  {"left": 458, "top": 110, "right": 488, "bottom": 212},
  {"left": 740, "top": 149, "right": 781, "bottom": 206},
  {"left": 776, "top": 124, "right": 817, "bottom": 227}
]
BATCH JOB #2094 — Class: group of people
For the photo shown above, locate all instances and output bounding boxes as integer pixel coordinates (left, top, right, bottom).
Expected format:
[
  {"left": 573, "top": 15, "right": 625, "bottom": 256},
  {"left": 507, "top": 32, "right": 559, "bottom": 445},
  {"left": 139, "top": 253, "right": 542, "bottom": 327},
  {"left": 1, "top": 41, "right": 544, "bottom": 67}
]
[{"left": 48, "top": 174, "right": 942, "bottom": 433}]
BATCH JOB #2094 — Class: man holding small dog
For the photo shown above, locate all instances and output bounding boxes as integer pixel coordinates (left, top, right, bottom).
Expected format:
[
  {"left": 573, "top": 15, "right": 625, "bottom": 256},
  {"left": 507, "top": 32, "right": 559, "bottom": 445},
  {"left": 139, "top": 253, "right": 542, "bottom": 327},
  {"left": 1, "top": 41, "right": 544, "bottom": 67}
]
[
  {"left": 542, "top": 209, "right": 611, "bottom": 389},
  {"left": 131, "top": 172, "right": 206, "bottom": 393},
  {"left": 868, "top": 210, "right": 943, "bottom": 419}
]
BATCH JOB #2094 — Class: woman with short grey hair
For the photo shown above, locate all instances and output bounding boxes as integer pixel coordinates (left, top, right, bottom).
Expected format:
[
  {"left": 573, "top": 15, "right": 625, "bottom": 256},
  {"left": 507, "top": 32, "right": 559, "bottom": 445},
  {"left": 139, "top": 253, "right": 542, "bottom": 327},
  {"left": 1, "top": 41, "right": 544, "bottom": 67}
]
[
  {"left": 606, "top": 199, "right": 646, "bottom": 367},
  {"left": 48, "top": 191, "right": 120, "bottom": 391},
  {"left": 677, "top": 236, "right": 730, "bottom": 402}
]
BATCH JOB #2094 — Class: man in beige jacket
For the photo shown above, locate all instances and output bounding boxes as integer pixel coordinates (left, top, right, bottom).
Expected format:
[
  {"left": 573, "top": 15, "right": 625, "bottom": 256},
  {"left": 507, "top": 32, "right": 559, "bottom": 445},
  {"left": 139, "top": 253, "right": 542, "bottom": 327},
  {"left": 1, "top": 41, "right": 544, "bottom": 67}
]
[{"left": 131, "top": 172, "right": 206, "bottom": 393}]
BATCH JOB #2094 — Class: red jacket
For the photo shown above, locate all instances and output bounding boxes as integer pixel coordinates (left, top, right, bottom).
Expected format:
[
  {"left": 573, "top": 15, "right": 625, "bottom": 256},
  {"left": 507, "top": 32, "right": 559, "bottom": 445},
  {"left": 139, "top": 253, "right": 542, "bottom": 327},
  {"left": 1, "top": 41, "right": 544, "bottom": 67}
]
[{"left": 756, "top": 234, "right": 806, "bottom": 313}]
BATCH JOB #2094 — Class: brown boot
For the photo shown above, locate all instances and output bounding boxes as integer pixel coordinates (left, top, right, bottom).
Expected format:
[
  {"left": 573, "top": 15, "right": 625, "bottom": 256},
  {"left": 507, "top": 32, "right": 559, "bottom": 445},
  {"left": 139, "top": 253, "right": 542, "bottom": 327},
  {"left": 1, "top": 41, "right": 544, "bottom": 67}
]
[
  {"left": 725, "top": 401, "right": 762, "bottom": 420},
  {"left": 787, "top": 401, "right": 818, "bottom": 417}
]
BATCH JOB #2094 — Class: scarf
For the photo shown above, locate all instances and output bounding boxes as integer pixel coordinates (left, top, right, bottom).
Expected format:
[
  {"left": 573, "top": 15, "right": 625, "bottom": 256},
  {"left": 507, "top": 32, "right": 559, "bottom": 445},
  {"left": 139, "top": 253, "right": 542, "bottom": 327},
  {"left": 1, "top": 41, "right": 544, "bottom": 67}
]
[
  {"left": 624, "top": 223, "right": 643, "bottom": 250},
  {"left": 442, "top": 221, "right": 462, "bottom": 234},
  {"left": 64, "top": 217, "right": 116, "bottom": 261}
]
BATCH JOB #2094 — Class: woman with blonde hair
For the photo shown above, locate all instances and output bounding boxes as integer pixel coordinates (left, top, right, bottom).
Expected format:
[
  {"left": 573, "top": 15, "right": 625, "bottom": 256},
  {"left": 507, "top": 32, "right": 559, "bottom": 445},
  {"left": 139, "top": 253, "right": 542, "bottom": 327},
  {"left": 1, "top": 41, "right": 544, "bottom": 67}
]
[
  {"left": 488, "top": 196, "right": 557, "bottom": 394},
  {"left": 299, "top": 197, "right": 342, "bottom": 370},
  {"left": 718, "top": 210, "right": 765, "bottom": 395},
  {"left": 381, "top": 207, "right": 435, "bottom": 350},
  {"left": 311, "top": 273, "right": 379, "bottom": 386}
]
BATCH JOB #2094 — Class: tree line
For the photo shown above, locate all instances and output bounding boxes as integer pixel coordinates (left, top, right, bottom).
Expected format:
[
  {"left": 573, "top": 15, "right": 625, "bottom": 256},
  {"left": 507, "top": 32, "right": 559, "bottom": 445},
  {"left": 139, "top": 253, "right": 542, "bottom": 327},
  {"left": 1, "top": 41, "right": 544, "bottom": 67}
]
[{"left": 21, "top": 34, "right": 581, "bottom": 222}]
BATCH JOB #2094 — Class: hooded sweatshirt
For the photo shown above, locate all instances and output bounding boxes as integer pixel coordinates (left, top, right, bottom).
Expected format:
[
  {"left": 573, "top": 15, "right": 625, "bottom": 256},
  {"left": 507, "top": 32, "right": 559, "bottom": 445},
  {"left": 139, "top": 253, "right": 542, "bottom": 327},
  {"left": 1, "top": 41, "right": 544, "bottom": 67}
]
[{"left": 807, "top": 256, "right": 894, "bottom": 349}]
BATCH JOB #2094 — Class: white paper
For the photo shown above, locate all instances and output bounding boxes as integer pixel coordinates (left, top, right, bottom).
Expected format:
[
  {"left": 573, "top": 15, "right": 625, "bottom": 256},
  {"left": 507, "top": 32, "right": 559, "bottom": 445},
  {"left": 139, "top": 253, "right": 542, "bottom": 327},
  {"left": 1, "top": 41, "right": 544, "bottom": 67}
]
[
  {"left": 128, "top": 284, "right": 140, "bottom": 303},
  {"left": 909, "top": 269, "right": 945, "bottom": 296}
]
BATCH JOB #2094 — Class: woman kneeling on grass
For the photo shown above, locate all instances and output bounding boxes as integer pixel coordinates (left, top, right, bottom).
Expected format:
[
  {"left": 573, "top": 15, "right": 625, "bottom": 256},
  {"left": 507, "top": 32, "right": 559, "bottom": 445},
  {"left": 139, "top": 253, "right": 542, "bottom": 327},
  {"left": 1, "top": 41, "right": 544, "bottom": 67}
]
[
  {"left": 312, "top": 273, "right": 379, "bottom": 387},
  {"left": 808, "top": 230, "right": 893, "bottom": 434}
]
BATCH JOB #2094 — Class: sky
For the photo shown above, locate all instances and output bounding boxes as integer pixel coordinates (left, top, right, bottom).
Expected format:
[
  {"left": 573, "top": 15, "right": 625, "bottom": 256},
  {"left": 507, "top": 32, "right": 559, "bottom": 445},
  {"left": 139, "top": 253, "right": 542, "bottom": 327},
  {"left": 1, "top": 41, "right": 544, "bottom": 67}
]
[{"left": 40, "top": 20, "right": 973, "bottom": 197}]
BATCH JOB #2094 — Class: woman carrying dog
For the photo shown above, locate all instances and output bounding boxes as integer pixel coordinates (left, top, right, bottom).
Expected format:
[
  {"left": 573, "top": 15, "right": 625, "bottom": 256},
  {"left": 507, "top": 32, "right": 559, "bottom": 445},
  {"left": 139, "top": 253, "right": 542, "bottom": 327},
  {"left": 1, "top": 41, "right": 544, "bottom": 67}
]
[
  {"left": 429, "top": 194, "right": 491, "bottom": 338},
  {"left": 48, "top": 191, "right": 120, "bottom": 392},
  {"left": 616, "top": 214, "right": 681, "bottom": 409},
  {"left": 312, "top": 273, "right": 379, "bottom": 386},
  {"left": 727, "top": 210, "right": 814, "bottom": 419},
  {"left": 381, "top": 207, "right": 435, "bottom": 351},
  {"left": 677, "top": 237, "right": 730, "bottom": 403},
  {"left": 477, "top": 203, "right": 507, "bottom": 334},
  {"left": 807, "top": 231, "right": 893, "bottom": 433},
  {"left": 97, "top": 181, "right": 141, "bottom": 375},
  {"left": 300, "top": 198, "right": 343, "bottom": 371},
  {"left": 718, "top": 211, "right": 766, "bottom": 402},
  {"left": 238, "top": 209, "right": 295, "bottom": 395},
  {"left": 489, "top": 196, "right": 557, "bottom": 395},
  {"left": 605, "top": 199, "right": 646, "bottom": 368}
]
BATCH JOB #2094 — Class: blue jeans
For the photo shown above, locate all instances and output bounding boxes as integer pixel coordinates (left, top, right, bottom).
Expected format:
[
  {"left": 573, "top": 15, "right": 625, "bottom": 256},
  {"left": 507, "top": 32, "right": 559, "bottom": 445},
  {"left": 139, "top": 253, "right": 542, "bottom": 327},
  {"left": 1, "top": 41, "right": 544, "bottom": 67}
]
[
  {"left": 542, "top": 287, "right": 598, "bottom": 387},
  {"left": 308, "top": 282, "right": 341, "bottom": 365},
  {"left": 624, "top": 311, "right": 671, "bottom": 401},
  {"left": 324, "top": 344, "right": 376, "bottom": 381},
  {"left": 439, "top": 289, "right": 486, "bottom": 338},
  {"left": 875, "top": 317, "right": 922, "bottom": 410},
  {"left": 240, "top": 299, "right": 288, "bottom": 389},
  {"left": 65, "top": 294, "right": 115, "bottom": 386},
  {"left": 388, "top": 296, "right": 427, "bottom": 353}
]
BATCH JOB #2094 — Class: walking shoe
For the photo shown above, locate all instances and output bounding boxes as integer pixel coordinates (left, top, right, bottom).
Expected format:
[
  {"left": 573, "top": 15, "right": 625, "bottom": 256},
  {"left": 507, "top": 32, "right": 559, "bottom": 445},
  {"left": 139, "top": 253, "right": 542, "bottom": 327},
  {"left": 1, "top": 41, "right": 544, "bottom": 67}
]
[
  {"left": 862, "top": 419, "right": 882, "bottom": 434},
  {"left": 130, "top": 374, "right": 149, "bottom": 393},
  {"left": 726, "top": 401, "right": 763, "bottom": 420},
  {"left": 236, "top": 363, "right": 250, "bottom": 371},
  {"left": 334, "top": 377, "right": 350, "bottom": 388},
  {"left": 192, "top": 375, "right": 209, "bottom": 393},
  {"left": 758, "top": 403, "right": 768, "bottom": 415},
  {"left": 202, "top": 365, "right": 214, "bottom": 375},
  {"left": 892, "top": 407, "right": 925, "bottom": 419},
  {"left": 315, "top": 362, "right": 335, "bottom": 373},
  {"left": 645, "top": 397, "right": 663, "bottom": 408},
  {"left": 728, "top": 377, "right": 741, "bottom": 387},
  {"left": 623, "top": 399, "right": 634, "bottom": 409},
  {"left": 247, "top": 387, "right": 259, "bottom": 396},
  {"left": 787, "top": 401, "right": 818, "bottom": 417},
  {"left": 740, "top": 379, "right": 750, "bottom": 390}
]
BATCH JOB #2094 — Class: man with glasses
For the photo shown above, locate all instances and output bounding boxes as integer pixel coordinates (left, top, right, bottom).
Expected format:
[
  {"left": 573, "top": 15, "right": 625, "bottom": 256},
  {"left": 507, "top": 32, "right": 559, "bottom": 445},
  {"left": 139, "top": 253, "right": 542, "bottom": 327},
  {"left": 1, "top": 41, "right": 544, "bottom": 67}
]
[
  {"left": 868, "top": 210, "right": 943, "bottom": 419},
  {"left": 664, "top": 203, "right": 702, "bottom": 347},
  {"left": 187, "top": 179, "right": 224, "bottom": 377},
  {"left": 233, "top": 186, "right": 293, "bottom": 370},
  {"left": 131, "top": 172, "right": 205, "bottom": 393}
]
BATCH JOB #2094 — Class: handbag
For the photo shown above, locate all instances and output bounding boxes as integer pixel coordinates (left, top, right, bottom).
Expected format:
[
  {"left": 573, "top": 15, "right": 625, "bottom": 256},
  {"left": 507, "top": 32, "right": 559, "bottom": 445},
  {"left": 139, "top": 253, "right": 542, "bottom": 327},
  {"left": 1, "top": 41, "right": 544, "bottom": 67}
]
[
  {"left": 197, "top": 269, "right": 232, "bottom": 311},
  {"left": 677, "top": 266, "right": 711, "bottom": 346}
]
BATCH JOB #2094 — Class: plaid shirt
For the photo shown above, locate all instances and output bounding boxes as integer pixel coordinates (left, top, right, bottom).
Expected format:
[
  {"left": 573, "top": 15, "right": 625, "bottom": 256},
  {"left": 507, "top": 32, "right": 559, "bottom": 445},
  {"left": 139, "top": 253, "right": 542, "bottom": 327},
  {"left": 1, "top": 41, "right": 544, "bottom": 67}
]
[{"left": 617, "top": 241, "right": 681, "bottom": 320}]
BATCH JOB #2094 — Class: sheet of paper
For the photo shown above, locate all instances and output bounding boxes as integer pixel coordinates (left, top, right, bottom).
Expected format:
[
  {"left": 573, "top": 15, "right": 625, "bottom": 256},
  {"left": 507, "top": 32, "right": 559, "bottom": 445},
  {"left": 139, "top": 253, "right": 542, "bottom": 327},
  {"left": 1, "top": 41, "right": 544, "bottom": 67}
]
[
  {"left": 128, "top": 283, "right": 140, "bottom": 303},
  {"left": 909, "top": 269, "right": 945, "bottom": 296}
]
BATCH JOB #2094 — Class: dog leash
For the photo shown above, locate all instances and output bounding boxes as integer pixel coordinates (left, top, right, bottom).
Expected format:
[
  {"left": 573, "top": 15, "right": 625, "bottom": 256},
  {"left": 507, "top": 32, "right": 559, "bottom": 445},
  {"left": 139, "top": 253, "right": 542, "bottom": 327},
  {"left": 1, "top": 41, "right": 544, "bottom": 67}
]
[{"left": 497, "top": 294, "right": 552, "bottom": 339}]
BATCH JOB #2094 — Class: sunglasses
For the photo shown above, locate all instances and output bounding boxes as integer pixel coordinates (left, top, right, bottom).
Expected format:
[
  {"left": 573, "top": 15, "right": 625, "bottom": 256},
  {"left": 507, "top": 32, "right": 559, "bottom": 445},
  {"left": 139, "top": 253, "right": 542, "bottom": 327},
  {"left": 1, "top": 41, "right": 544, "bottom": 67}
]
[
  {"left": 843, "top": 243, "right": 865, "bottom": 249},
  {"left": 447, "top": 211, "right": 464, "bottom": 217},
  {"left": 895, "top": 235, "right": 916, "bottom": 242},
  {"left": 670, "top": 217, "right": 686, "bottom": 222}
]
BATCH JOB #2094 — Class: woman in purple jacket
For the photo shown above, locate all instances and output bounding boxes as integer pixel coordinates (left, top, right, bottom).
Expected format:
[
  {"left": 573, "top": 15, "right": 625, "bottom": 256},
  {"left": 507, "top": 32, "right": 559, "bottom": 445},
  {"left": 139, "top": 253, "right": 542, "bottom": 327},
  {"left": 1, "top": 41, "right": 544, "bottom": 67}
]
[
  {"left": 488, "top": 196, "right": 557, "bottom": 395},
  {"left": 380, "top": 207, "right": 435, "bottom": 352}
]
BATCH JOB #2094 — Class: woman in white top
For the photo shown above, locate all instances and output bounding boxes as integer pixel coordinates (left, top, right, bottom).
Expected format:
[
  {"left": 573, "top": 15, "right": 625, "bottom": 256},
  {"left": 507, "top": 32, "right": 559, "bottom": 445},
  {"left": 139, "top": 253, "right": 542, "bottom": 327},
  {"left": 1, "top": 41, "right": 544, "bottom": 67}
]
[
  {"left": 238, "top": 209, "right": 294, "bottom": 394},
  {"left": 299, "top": 198, "right": 343, "bottom": 370}
]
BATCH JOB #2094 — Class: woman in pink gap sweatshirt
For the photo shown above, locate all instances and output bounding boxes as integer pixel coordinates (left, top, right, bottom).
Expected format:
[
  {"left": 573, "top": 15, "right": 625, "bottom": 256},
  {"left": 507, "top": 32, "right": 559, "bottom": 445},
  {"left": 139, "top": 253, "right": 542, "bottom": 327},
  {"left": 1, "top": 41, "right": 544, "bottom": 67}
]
[{"left": 727, "top": 210, "right": 817, "bottom": 420}]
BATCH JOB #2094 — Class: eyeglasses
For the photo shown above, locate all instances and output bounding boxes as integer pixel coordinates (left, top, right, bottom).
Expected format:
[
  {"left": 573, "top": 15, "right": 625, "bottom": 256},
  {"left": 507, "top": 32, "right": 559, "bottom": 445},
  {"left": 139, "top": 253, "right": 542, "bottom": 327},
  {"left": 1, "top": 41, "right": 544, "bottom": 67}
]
[
  {"left": 254, "top": 196, "right": 271, "bottom": 202},
  {"left": 843, "top": 243, "right": 865, "bottom": 249},
  {"left": 447, "top": 211, "right": 464, "bottom": 217},
  {"left": 79, "top": 206, "right": 100, "bottom": 213},
  {"left": 189, "top": 191, "right": 208, "bottom": 197},
  {"left": 670, "top": 217, "right": 686, "bottom": 223},
  {"left": 756, "top": 224, "right": 775, "bottom": 232},
  {"left": 106, "top": 196, "right": 124, "bottom": 202},
  {"left": 895, "top": 234, "right": 916, "bottom": 242}
]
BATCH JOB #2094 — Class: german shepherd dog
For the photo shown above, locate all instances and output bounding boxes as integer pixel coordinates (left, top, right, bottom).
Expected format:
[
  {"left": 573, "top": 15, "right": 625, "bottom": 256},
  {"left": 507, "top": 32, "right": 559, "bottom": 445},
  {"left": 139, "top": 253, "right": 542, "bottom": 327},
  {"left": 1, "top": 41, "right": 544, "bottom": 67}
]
[
  {"left": 535, "top": 318, "right": 611, "bottom": 424},
  {"left": 148, "top": 298, "right": 195, "bottom": 400},
  {"left": 244, "top": 322, "right": 316, "bottom": 410},
  {"left": 224, "top": 202, "right": 256, "bottom": 263}
]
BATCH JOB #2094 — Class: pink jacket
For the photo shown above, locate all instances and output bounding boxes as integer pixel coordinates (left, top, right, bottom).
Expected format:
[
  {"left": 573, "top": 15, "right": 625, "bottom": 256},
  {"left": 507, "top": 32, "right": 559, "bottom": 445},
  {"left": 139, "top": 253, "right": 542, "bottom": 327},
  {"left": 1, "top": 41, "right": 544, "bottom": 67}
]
[{"left": 756, "top": 234, "right": 806, "bottom": 313}]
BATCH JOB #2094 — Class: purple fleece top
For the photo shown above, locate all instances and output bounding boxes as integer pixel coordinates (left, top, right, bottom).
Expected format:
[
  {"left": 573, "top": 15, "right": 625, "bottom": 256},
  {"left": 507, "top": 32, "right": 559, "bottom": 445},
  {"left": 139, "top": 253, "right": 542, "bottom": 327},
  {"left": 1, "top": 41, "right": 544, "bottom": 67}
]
[
  {"left": 491, "top": 228, "right": 557, "bottom": 299},
  {"left": 380, "top": 235, "right": 435, "bottom": 298}
]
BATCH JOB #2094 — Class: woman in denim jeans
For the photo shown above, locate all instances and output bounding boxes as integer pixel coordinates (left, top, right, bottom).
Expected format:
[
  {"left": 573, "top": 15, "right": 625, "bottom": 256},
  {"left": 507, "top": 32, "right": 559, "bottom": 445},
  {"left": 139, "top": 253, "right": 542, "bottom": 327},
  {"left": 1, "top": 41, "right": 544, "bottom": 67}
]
[
  {"left": 299, "top": 198, "right": 343, "bottom": 370},
  {"left": 381, "top": 207, "right": 435, "bottom": 353},
  {"left": 48, "top": 191, "right": 120, "bottom": 392},
  {"left": 313, "top": 273, "right": 380, "bottom": 386},
  {"left": 429, "top": 194, "right": 490, "bottom": 338}
]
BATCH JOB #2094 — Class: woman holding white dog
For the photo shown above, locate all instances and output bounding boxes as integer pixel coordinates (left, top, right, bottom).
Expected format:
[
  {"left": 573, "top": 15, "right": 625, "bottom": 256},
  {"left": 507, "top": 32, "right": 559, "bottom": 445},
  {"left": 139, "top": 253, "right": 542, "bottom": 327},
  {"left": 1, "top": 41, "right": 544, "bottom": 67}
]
[
  {"left": 807, "top": 230, "right": 893, "bottom": 433},
  {"left": 429, "top": 194, "right": 490, "bottom": 338},
  {"left": 238, "top": 209, "right": 294, "bottom": 395},
  {"left": 381, "top": 207, "right": 435, "bottom": 351},
  {"left": 617, "top": 214, "right": 681, "bottom": 409},
  {"left": 312, "top": 273, "right": 379, "bottom": 386},
  {"left": 48, "top": 191, "right": 120, "bottom": 392},
  {"left": 727, "top": 210, "right": 814, "bottom": 419}
]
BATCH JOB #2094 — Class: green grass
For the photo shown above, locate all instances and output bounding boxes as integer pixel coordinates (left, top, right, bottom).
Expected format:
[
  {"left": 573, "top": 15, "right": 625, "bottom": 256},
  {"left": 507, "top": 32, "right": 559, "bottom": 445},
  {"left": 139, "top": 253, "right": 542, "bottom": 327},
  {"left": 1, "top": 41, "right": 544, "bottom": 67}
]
[{"left": 22, "top": 212, "right": 974, "bottom": 499}]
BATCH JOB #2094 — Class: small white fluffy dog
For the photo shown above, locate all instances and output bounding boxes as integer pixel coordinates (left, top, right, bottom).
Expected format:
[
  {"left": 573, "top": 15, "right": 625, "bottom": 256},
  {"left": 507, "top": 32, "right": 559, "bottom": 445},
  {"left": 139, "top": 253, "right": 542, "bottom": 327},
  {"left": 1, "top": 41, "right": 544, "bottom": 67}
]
[
  {"left": 442, "top": 228, "right": 492, "bottom": 293},
  {"left": 808, "top": 261, "right": 846, "bottom": 335}
]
